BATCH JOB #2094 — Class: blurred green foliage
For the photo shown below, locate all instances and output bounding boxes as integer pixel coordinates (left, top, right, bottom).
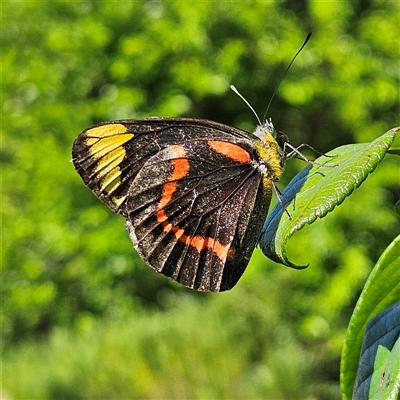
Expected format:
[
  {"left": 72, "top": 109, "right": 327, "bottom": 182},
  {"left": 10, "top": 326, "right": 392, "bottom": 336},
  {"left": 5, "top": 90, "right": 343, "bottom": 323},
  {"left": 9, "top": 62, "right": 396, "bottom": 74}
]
[{"left": 2, "top": 0, "right": 399, "bottom": 398}]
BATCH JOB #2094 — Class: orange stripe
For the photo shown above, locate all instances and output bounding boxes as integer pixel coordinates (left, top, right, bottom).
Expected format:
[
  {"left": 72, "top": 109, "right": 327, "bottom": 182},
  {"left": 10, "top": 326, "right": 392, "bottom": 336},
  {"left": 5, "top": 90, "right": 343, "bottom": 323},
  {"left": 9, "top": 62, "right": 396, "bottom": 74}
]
[
  {"left": 157, "top": 209, "right": 169, "bottom": 223},
  {"left": 170, "top": 158, "right": 190, "bottom": 180},
  {"left": 172, "top": 226, "right": 186, "bottom": 241},
  {"left": 156, "top": 215, "right": 231, "bottom": 262},
  {"left": 156, "top": 210, "right": 230, "bottom": 262},
  {"left": 190, "top": 236, "right": 205, "bottom": 252},
  {"left": 208, "top": 140, "right": 251, "bottom": 163},
  {"left": 159, "top": 182, "right": 177, "bottom": 209},
  {"left": 158, "top": 146, "right": 189, "bottom": 210},
  {"left": 155, "top": 143, "right": 230, "bottom": 262},
  {"left": 206, "top": 237, "right": 230, "bottom": 261}
]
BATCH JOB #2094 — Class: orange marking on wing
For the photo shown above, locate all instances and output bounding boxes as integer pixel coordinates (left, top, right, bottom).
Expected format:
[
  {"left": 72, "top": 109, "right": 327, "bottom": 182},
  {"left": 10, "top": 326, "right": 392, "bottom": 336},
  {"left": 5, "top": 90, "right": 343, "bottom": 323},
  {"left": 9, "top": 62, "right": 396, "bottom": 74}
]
[
  {"left": 156, "top": 208, "right": 230, "bottom": 262},
  {"left": 207, "top": 237, "right": 230, "bottom": 261},
  {"left": 208, "top": 140, "right": 251, "bottom": 163},
  {"left": 172, "top": 226, "right": 186, "bottom": 241},
  {"left": 155, "top": 143, "right": 230, "bottom": 262},
  {"left": 190, "top": 236, "right": 206, "bottom": 252},
  {"left": 156, "top": 209, "right": 188, "bottom": 243},
  {"left": 159, "top": 182, "right": 177, "bottom": 209},
  {"left": 157, "top": 210, "right": 168, "bottom": 223},
  {"left": 157, "top": 146, "right": 189, "bottom": 211},
  {"left": 170, "top": 158, "right": 190, "bottom": 180}
]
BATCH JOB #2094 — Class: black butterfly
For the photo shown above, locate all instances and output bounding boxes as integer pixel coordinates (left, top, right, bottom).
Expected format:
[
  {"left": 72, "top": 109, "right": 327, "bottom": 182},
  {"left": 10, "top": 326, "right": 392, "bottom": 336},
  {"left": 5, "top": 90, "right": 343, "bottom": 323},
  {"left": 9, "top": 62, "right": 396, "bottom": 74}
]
[{"left": 72, "top": 117, "right": 284, "bottom": 292}]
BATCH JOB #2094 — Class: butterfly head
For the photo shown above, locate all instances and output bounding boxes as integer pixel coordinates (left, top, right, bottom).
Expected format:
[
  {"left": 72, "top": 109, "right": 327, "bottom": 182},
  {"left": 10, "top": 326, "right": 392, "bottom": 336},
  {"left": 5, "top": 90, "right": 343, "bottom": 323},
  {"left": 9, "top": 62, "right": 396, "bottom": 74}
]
[{"left": 254, "top": 118, "right": 276, "bottom": 141}]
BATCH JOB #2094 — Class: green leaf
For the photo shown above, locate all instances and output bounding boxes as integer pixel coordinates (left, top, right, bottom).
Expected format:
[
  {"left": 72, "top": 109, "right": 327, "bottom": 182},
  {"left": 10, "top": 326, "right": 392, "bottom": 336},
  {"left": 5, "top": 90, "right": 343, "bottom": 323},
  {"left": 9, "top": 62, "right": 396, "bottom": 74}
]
[
  {"left": 259, "top": 127, "right": 399, "bottom": 267},
  {"left": 340, "top": 235, "right": 400, "bottom": 399},
  {"left": 388, "top": 129, "right": 400, "bottom": 155},
  {"left": 351, "top": 302, "right": 400, "bottom": 399},
  {"left": 369, "top": 340, "right": 400, "bottom": 400}
]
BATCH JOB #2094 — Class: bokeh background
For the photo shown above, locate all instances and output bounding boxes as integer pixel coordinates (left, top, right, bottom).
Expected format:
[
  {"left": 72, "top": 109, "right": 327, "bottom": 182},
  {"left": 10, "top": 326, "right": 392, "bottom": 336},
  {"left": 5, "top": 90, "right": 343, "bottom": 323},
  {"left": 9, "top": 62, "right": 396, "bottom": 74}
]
[{"left": 2, "top": 1, "right": 399, "bottom": 399}]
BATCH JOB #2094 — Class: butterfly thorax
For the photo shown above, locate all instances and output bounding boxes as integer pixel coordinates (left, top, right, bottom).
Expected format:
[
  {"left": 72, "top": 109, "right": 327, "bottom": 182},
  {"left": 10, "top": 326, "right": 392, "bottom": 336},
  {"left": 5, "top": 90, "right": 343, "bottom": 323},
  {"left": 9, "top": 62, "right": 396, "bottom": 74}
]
[{"left": 253, "top": 123, "right": 284, "bottom": 186}]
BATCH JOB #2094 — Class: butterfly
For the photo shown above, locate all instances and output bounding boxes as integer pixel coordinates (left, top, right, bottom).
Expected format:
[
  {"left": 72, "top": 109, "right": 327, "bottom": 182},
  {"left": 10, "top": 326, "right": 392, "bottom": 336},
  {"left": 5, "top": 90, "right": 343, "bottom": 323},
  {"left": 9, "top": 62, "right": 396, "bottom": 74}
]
[{"left": 72, "top": 116, "right": 287, "bottom": 292}]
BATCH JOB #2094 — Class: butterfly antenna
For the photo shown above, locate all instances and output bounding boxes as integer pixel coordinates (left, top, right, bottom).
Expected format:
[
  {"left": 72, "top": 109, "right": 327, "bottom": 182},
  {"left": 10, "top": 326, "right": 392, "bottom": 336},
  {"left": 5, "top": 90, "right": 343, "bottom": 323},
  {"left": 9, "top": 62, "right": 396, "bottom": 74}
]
[
  {"left": 230, "top": 84, "right": 262, "bottom": 126},
  {"left": 262, "top": 32, "right": 312, "bottom": 123}
]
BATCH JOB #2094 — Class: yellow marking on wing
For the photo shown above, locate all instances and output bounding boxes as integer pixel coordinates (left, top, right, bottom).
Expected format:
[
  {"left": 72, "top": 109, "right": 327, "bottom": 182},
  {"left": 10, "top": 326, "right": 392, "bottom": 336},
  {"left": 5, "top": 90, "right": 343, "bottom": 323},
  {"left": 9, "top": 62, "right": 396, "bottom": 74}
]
[
  {"left": 86, "top": 129, "right": 134, "bottom": 196},
  {"left": 95, "top": 147, "right": 126, "bottom": 177},
  {"left": 111, "top": 196, "right": 126, "bottom": 207},
  {"left": 86, "top": 123, "right": 128, "bottom": 138},
  {"left": 100, "top": 168, "right": 122, "bottom": 193},
  {"left": 87, "top": 133, "right": 134, "bottom": 158},
  {"left": 86, "top": 137, "right": 99, "bottom": 146}
]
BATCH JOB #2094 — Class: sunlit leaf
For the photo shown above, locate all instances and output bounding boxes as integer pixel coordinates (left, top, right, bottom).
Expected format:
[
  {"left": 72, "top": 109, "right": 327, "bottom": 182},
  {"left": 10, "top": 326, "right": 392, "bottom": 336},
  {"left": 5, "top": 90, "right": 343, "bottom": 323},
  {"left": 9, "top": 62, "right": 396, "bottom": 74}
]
[
  {"left": 260, "top": 127, "right": 399, "bottom": 267},
  {"left": 351, "top": 303, "right": 400, "bottom": 399},
  {"left": 340, "top": 235, "right": 400, "bottom": 399},
  {"left": 368, "top": 339, "right": 400, "bottom": 400}
]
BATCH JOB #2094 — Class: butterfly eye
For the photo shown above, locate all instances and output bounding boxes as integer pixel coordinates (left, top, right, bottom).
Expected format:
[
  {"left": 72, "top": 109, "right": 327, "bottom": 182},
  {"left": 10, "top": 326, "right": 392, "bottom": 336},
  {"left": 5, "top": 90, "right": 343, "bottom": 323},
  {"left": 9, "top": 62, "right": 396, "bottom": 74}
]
[{"left": 277, "top": 132, "right": 289, "bottom": 148}]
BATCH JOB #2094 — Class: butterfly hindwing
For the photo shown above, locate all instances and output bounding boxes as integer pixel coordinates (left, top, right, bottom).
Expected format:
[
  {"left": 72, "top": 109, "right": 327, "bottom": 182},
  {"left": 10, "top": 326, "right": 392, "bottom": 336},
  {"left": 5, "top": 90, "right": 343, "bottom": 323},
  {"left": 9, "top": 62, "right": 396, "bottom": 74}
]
[{"left": 123, "top": 139, "right": 271, "bottom": 291}]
